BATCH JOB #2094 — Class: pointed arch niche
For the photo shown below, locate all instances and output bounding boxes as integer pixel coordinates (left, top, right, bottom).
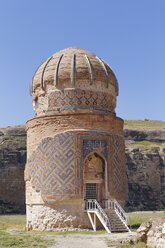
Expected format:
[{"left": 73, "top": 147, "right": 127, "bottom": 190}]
[{"left": 84, "top": 152, "right": 108, "bottom": 205}]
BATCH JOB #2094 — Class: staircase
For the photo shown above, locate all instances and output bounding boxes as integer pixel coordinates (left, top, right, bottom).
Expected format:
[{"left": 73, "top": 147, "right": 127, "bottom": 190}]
[
  {"left": 86, "top": 199, "right": 131, "bottom": 233},
  {"left": 86, "top": 199, "right": 111, "bottom": 233},
  {"left": 106, "top": 209, "right": 129, "bottom": 232}
]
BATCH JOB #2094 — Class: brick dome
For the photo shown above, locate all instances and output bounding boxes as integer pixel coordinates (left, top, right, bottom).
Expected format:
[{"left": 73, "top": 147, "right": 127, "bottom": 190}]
[{"left": 30, "top": 47, "right": 119, "bottom": 115}]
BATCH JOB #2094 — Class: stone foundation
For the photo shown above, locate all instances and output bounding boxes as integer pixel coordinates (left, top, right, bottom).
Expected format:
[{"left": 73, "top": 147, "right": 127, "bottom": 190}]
[
  {"left": 26, "top": 199, "right": 97, "bottom": 231},
  {"left": 26, "top": 205, "right": 78, "bottom": 231}
]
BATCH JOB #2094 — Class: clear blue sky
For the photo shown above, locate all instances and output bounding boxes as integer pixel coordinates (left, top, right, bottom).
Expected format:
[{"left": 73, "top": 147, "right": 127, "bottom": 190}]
[{"left": 0, "top": 0, "right": 164, "bottom": 127}]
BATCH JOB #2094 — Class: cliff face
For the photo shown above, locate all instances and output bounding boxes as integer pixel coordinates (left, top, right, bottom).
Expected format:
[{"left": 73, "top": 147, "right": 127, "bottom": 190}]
[
  {"left": 0, "top": 126, "right": 26, "bottom": 214},
  {"left": 124, "top": 129, "right": 165, "bottom": 143},
  {"left": 125, "top": 129, "right": 165, "bottom": 211},
  {"left": 0, "top": 124, "right": 165, "bottom": 213}
]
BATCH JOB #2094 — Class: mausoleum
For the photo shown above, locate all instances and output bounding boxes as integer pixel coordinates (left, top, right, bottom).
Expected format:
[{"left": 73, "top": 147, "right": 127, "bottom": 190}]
[{"left": 25, "top": 47, "right": 129, "bottom": 232}]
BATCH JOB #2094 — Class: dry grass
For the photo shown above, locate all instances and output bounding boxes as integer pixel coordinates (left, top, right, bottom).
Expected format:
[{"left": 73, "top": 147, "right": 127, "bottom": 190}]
[
  {"left": 128, "top": 211, "right": 165, "bottom": 229},
  {"left": 0, "top": 215, "right": 54, "bottom": 248},
  {"left": 124, "top": 120, "right": 165, "bottom": 130},
  {"left": 107, "top": 242, "right": 151, "bottom": 248},
  {"left": 0, "top": 212, "right": 164, "bottom": 247}
]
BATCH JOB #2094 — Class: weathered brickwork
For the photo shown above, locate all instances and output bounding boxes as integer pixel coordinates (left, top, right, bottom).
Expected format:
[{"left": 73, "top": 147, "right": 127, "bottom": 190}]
[
  {"left": 26, "top": 130, "right": 127, "bottom": 205},
  {"left": 48, "top": 89, "right": 115, "bottom": 113},
  {"left": 25, "top": 47, "right": 127, "bottom": 230},
  {"left": 31, "top": 47, "right": 118, "bottom": 97},
  {"left": 110, "top": 135, "right": 127, "bottom": 197},
  {"left": 27, "top": 132, "right": 81, "bottom": 203},
  {"left": 26, "top": 114, "right": 124, "bottom": 158}
]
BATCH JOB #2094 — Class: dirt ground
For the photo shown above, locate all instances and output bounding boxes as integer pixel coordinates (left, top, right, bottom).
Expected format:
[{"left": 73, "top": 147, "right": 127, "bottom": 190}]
[{"left": 48, "top": 232, "right": 137, "bottom": 248}]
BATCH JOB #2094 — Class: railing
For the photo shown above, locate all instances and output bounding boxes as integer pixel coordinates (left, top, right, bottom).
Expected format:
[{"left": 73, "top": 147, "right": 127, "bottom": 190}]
[
  {"left": 86, "top": 199, "right": 111, "bottom": 232},
  {"left": 103, "top": 199, "right": 131, "bottom": 232}
]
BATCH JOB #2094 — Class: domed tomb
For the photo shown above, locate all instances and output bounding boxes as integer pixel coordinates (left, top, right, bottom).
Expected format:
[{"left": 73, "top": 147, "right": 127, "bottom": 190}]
[
  {"left": 25, "top": 47, "right": 128, "bottom": 231},
  {"left": 30, "top": 47, "right": 118, "bottom": 115}
]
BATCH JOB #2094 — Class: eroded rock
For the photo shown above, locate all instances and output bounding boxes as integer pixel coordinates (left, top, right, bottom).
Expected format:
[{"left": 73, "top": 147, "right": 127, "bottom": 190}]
[
  {"left": 0, "top": 125, "right": 26, "bottom": 214},
  {"left": 137, "top": 218, "right": 165, "bottom": 248}
]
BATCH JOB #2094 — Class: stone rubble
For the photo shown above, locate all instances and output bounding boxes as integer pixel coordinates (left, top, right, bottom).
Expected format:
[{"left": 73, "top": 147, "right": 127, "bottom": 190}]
[
  {"left": 137, "top": 217, "right": 165, "bottom": 248},
  {"left": 27, "top": 205, "right": 85, "bottom": 231}
]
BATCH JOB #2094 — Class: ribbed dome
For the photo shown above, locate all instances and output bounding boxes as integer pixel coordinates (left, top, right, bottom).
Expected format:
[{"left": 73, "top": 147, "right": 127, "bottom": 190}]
[
  {"left": 30, "top": 47, "right": 119, "bottom": 116},
  {"left": 30, "top": 47, "right": 118, "bottom": 96}
]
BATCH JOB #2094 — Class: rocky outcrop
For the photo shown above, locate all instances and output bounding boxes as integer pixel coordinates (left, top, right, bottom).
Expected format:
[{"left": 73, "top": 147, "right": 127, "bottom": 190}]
[
  {"left": 0, "top": 125, "right": 26, "bottom": 214},
  {"left": 125, "top": 129, "right": 165, "bottom": 211},
  {"left": 0, "top": 125, "right": 165, "bottom": 214},
  {"left": 124, "top": 129, "right": 165, "bottom": 143},
  {"left": 137, "top": 218, "right": 165, "bottom": 248},
  {"left": 125, "top": 148, "right": 165, "bottom": 211}
]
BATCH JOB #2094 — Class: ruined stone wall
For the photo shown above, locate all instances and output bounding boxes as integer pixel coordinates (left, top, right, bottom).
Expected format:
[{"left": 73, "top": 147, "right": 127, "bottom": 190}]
[{"left": 26, "top": 199, "right": 93, "bottom": 231}]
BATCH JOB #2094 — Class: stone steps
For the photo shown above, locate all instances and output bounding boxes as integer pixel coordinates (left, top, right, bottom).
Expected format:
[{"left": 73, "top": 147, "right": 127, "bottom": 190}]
[{"left": 106, "top": 209, "right": 129, "bottom": 232}]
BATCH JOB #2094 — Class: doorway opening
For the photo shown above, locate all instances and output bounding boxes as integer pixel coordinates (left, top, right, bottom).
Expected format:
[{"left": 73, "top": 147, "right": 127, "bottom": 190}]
[{"left": 84, "top": 152, "right": 106, "bottom": 205}]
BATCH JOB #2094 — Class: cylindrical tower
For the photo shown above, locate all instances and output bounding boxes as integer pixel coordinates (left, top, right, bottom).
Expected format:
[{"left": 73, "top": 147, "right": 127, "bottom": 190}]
[{"left": 25, "top": 47, "right": 127, "bottom": 231}]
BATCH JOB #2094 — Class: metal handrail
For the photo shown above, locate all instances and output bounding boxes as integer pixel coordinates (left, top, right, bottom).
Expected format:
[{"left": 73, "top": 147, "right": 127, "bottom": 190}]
[
  {"left": 103, "top": 199, "right": 131, "bottom": 231},
  {"left": 86, "top": 199, "right": 111, "bottom": 230}
]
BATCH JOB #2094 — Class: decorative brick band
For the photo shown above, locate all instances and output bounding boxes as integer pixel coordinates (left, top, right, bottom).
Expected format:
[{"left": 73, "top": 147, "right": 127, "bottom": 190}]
[{"left": 48, "top": 89, "right": 115, "bottom": 113}]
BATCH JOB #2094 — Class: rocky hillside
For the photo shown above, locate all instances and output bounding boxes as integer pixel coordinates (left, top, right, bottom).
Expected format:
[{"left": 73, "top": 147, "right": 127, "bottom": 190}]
[
  {"left": 0, "top": 120, "right": 165, "bottom": 213},
  {"left": 0, "top": 126, "right": 26, "bottom": 214},
  {"left": 124, "top": 120, "right": 165, "bottom": 211}
]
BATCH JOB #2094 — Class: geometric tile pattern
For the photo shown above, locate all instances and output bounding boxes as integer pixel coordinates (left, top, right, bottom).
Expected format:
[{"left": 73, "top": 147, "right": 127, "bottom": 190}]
[
  {"left": 48, "top": 89, "right": 115, "bottom": 113},
  {"left": 83, "top": 139, "right": 107, "bottom": 159},
  {"left": 109, "top": 134, "right": 126, "bottom": 194},
  {"left": 28, "top": 132, "right": 81, "bottom": 203},
  {"left": 27, "top": 130, "right": 126, "bottom": 204}
]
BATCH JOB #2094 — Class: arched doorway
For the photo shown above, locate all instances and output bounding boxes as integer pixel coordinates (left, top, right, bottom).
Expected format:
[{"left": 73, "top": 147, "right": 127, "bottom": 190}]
[{"left": 84, "top": 152, "right": 107, "bottom": 205}]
